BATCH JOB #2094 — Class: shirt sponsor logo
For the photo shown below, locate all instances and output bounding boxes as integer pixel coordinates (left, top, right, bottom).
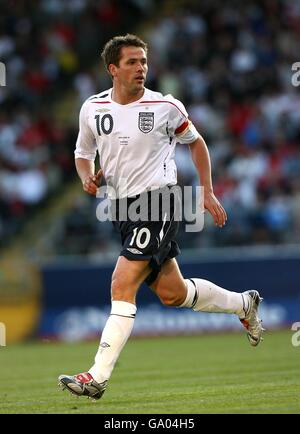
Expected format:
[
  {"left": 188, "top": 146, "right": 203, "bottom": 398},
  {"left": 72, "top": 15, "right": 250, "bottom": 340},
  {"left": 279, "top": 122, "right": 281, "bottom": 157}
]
[{"left": 138, "top": 112, "right": 154, "bottom": 133}]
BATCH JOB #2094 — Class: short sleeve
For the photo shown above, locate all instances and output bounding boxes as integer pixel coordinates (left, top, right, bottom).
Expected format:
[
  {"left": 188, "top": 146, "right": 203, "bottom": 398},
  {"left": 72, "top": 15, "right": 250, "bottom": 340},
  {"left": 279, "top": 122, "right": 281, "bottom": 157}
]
[
  {"left": 166, "top": 95, "right": 199, "bottom": 144},
  {"left": 165, "top": 95, "right": 188, "bottom": 131},
  {"left": 74, "top": 100, "right": 97, "bottom": 160}
]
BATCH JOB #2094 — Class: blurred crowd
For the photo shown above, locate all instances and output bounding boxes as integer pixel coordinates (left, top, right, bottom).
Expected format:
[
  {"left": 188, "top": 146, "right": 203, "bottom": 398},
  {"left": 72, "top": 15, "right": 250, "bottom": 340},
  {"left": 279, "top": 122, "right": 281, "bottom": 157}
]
[
  {"left": 146, "top": 0, "right": 300, "bottom": 248},
  {"left": 1, "top": 0, "right": 300, "bottom": 255},
  {"left": 0, "top": 0, "right": 152, "bottom": 245}
]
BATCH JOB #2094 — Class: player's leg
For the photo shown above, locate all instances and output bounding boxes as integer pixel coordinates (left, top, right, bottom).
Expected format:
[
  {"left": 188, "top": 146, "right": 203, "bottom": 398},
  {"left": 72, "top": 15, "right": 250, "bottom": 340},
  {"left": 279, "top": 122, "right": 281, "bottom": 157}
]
[
  {"left": 59, "top": 256, "right": 151, "bottom": 399},
  {"left": 150, "top": 258, "right": 264, "bottom": 346},
  {"left": 88, "top": 256, "right": 151, "bottom": 383},
  {"left": 149, "top": 258, "right": 187, "bottom": 306},
  {"left": 110, "top": 255, "right": 152, "bottom": 303},
  {"left": 150, "top": 258, "right": 245, "bottom": 314}
]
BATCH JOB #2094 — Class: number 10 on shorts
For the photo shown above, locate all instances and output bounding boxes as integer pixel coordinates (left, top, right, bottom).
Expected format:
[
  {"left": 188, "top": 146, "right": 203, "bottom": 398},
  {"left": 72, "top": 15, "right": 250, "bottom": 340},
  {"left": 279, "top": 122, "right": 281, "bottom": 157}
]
[{"left": 129, "top": 228, "right": 151, "bottom": 249}]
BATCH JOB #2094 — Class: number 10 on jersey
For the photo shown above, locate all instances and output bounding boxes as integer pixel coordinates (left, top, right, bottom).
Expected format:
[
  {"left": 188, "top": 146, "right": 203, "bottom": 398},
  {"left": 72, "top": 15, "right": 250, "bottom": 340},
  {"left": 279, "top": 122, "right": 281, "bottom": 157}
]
[{"left": 95, "top": 114, "right": 114, "bottom": 135}]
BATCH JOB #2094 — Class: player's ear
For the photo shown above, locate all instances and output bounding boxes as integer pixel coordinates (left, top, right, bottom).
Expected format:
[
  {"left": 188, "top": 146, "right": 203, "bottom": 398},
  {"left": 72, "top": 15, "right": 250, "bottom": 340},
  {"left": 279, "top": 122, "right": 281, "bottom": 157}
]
[{"left": 109, "top": 64, "right": 117, "bottom": 79}]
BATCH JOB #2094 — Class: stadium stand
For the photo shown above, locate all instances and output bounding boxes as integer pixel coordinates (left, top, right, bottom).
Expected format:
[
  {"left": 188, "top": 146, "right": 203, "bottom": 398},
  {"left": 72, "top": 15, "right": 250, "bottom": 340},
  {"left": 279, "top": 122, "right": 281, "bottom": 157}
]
[
  {"left": 1, "top": 0, "right": 300, "bottom": 257},
  {"left": 0, "top": 0, "right": 155, "bottom": 249}
]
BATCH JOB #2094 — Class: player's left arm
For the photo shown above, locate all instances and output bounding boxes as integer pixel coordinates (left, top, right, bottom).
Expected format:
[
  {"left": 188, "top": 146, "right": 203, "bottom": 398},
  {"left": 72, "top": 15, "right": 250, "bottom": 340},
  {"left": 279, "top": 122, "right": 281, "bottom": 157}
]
[
  {"left": 170, "top": 96, "right": 227, "bottom": 227},
  {"left": 188, "top": 135, "right": 227, "bottom": 227}
]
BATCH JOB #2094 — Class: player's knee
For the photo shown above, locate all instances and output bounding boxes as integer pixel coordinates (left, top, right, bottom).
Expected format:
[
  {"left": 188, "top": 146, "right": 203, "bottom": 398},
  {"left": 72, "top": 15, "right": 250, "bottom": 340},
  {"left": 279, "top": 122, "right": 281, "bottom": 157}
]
[
  {"left": 158, "top": 288, "right": 184, "bottom": 307},
  {"left": 111, "top": 277, "right": 127, "bottom": 299},
  {"left": 111, "top": 276, "right": 136, "bottom": 302}
]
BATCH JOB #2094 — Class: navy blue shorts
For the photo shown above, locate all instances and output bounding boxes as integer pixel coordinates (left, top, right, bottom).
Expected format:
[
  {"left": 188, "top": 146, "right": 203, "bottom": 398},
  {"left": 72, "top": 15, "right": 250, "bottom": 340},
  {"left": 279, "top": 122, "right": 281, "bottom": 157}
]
[{"left": 112, "top": 186, "right": 181, "bottom": 286}]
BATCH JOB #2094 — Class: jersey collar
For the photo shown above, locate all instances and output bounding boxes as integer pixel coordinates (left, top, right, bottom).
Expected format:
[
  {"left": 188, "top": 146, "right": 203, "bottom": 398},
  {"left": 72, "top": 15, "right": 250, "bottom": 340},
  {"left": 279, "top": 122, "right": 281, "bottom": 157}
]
[{"left": 109, "top": 87, "right": 148, "bottom": 106}]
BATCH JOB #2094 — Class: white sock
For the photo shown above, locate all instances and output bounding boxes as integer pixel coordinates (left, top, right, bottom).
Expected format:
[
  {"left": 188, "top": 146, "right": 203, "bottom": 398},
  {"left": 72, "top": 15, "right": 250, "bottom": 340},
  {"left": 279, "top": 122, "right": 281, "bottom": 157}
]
[
  {"left": 179, "top": 278, "right": 247, "bottom": 318},
  {"left": 89, "top": 301, "right": 136, "bottom": 384}
]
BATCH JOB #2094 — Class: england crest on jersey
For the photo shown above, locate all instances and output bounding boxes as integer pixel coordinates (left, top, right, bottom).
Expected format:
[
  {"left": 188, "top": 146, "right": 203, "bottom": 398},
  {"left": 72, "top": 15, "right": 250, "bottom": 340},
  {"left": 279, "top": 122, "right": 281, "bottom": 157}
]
[{"left": 139, "top": 112, "right": 154, "bottom": 133}]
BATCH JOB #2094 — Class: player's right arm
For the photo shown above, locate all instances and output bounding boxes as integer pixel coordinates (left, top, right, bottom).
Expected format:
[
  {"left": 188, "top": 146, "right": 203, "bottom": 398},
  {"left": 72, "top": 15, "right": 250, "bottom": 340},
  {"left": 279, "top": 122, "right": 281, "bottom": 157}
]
[
  {"left": 74, "top": 100, "right": 102, "bottom": 196},
  {"left": 75, "top": 159, "right": 102, "bottom": 196}
]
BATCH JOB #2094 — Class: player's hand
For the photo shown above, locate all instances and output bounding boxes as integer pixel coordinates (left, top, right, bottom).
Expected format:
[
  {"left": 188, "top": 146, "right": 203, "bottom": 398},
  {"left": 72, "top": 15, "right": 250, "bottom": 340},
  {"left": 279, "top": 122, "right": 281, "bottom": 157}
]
[
  {"left": 204, "top": 190, "right": 227, "bottom": 227},
  {"left": 83, "top": 169, "right": 103, "bottom": 196}
]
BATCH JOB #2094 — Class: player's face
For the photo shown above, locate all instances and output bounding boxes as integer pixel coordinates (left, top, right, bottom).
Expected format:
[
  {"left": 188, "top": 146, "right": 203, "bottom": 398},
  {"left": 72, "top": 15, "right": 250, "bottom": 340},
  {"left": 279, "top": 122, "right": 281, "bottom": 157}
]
[{"left": 111, "top": 46, "right": 148, "bottom": 93}]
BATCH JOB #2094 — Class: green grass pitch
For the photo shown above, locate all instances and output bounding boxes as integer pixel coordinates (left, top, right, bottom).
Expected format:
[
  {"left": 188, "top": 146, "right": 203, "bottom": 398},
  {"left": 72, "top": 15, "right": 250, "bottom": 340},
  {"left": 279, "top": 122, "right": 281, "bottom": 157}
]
[{"left": 0, "top": 329, "right": 299, "bottom": 414}]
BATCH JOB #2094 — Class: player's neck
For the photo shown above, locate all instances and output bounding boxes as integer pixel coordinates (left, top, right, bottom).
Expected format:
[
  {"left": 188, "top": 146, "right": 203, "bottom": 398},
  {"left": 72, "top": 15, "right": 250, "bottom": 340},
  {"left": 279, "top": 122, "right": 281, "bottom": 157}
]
[{"left": 111, "top": 86, "right": 145, "bottom": 105}]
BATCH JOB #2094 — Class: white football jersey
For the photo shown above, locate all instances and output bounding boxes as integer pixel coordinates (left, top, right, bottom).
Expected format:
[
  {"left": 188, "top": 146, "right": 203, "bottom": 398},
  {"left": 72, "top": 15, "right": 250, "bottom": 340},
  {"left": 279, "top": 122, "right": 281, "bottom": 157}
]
[{"left": 75, "top": 87, "right": 199, "bottom": 198}]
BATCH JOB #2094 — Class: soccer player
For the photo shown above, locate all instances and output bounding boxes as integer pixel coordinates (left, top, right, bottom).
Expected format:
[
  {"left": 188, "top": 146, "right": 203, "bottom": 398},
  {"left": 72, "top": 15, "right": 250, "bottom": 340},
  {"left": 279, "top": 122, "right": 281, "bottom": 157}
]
[{"left": 58, "top": 34, "right": 264, "bottom": 400}]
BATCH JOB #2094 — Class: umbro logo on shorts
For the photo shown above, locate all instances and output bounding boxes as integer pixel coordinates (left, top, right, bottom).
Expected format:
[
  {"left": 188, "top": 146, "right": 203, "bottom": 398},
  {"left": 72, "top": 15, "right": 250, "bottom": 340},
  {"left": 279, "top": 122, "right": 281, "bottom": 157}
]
[{"left": 126, "top": 247, "right": 143, "bottom": 254}]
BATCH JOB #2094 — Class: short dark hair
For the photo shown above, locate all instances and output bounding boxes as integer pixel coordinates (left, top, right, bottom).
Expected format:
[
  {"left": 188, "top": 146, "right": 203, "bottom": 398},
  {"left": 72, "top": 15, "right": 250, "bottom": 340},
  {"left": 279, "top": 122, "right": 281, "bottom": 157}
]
[{"left": 101, "top": 34, "right": 147, "bottom": 74}]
